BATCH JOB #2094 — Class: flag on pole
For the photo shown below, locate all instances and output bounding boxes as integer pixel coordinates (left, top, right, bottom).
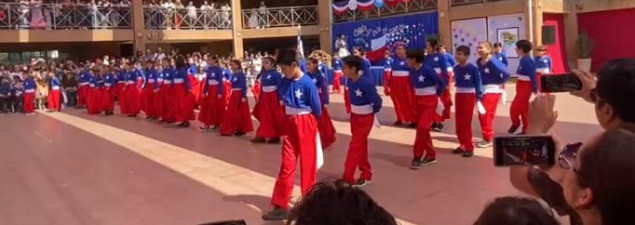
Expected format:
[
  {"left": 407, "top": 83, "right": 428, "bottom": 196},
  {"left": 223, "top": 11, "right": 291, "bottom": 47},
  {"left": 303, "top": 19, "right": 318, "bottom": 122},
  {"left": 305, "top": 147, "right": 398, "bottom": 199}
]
[{"left": 297, "top": 25, "right": 305, "bottom": 59}]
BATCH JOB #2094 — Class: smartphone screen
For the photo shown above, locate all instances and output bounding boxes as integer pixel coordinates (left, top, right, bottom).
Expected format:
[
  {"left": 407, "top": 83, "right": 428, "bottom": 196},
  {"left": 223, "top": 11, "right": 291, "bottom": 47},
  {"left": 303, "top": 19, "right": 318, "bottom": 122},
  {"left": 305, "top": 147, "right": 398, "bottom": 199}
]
[
  {"left": 540, "top": 73, "right": 583, "bottom": 93},
  {"left": 494, "top": 135, "right": 556, "bottom": 166}
]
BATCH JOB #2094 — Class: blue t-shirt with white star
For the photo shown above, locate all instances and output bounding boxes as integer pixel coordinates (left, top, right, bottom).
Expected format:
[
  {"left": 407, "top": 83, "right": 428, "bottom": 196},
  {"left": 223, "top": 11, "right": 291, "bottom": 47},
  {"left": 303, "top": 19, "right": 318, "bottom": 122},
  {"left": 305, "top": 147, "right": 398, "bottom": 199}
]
[
  {"left": 279, "top": 73, "right": 322, "bottom": 118},
  {"left": 348, "top": 75, "right": 383, "bottom": 113}
]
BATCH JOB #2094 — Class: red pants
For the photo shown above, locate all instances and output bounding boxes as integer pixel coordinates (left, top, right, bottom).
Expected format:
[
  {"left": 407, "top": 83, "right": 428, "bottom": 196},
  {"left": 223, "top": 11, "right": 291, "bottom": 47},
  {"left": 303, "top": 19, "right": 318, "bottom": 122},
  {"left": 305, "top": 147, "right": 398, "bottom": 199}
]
[
  {"left": 159, "top": 86, "right": 175, "bottom": 121},
  {"left": 271, "top": 114, "right": 318, "bottom": 209},
  {"left": 220, "top": 91, "right": 254, "bottom": 135},
  {"left": 123, "top": 85, "right": 141, "bottom": 115},
  {"left": 413, "top": 95, "right": 438, "bottom": 159},
  {"left": 101, "top": 87, "right": 115, "bottom": 112},
  {"left": 478, "top": 93, "right": 501, "bottom": 142},
  {"left": 342, "top": 113, "right": 374, "bottom": 184},
  {"left": 455, "top": 93, "right": 476, "bottom": 151},
  {"left": 389, "top": 76, "right": 416, "bottom": 123},
  {"left": 318, "top": 106, "right": 337, "bottom": 149},
  {"left": 143, "top": 84, "right": 158, "bottom": 117},
  {"left": 174, "top": 83, "right": 195, "bottom": 123},
  {"left": 23, "top": 93, "right": 35, "bottom": 113},
  {"left": 77, "top": 85, "right": 88, "bottom": 107},
  {"left": 383, "top": 70, "right": 391, "bottom": 95},
  {"left": 223, "top": 81, "right": 232, "bottom": 105},
  {"left": 332, "top": 70, "right": 342, "bottom": 93},
  {"left": 435, "top": 89, "right": 453, "bottom": 122},
  {"left": 251, "top": 81, "right": 262, "bottom": 102},
  {"left": 87, "top": 88, "right": 102, "bottom": 115},
  {"left": 343, "top": 86, "right": 351, "bottom": 114},
  {"left": 198, "top": 86, "right": 226, "bottom": 127},
  {"left": 253, "top": 91, "right": 284, "bottom": 138},
  {"left": 510, "top": 80, "right": 532, "bottom": 133},
  {"left": 47, "top": 90, "right": 61, "bottom": 111}
]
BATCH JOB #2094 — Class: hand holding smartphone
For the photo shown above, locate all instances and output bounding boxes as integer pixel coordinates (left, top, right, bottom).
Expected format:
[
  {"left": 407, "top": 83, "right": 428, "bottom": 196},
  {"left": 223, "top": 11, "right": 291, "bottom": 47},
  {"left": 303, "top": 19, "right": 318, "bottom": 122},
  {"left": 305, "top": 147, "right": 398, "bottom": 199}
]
[{"left": 494, "top": 135, "right": 556, "bottom": 167}]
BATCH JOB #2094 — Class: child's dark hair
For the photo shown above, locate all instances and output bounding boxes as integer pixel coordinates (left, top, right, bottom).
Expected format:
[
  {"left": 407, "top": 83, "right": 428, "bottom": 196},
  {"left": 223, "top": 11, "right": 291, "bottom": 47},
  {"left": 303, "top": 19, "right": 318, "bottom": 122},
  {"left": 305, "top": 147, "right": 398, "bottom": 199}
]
[
  {"left": 341, "top": 56, "right": 361, "bottom": 73},
  {"left": 406, "top": 49, "right": 424, "bottom": 63},
  {"left": 493, "top": 42, "right": 503, "bottom": 48},
  {"left": 263, "top": 56, "right": 276, "bottom": 67},
  {"left": 287, "top": 180, "right": 397, "bottom": 225},
  {"left": 230, "top": 59, "right": 242, "bottom": 70},
  {"left": 307, "top": 57, "right": 319, "bottom": 65},
  {"left": 427, "top": 39, "right": 439, "bottom": 49},
  {"left": 277, "top": 48, "right": 299, "bottom": 66},
  {"left": 474, "top": 197, "right": 558, "bottom": 225},
  {"left": 354, "top": 46, "right": 365, "bottom": 56},
  {"left": 456, "top": 45, "right": 471, "bottom": 56},
  {"left": 175, "top": 55, "right": 187, "bottom": 69},
  {"left": 515, "top": 40, "right": 533, "bottom": 54}
]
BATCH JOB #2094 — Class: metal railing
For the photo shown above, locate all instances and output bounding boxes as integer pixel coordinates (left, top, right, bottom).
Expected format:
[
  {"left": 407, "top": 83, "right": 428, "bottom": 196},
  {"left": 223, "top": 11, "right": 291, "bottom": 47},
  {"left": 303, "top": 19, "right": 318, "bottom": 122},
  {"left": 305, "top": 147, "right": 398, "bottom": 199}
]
[
  {"left": 450, "top": 0, "right": 510, "bottom": 7},
  {"left": 241, "top": 6, "right": 318, "bottom": 29},
  {"left": 333, "top": 0, "right": 437, "bottom": 23},
  {"left": 143, "top": 7, "right": 232, "bottom": 30},
  {"left": 0, "top": 3, "right": 132, "bottom": 30}
]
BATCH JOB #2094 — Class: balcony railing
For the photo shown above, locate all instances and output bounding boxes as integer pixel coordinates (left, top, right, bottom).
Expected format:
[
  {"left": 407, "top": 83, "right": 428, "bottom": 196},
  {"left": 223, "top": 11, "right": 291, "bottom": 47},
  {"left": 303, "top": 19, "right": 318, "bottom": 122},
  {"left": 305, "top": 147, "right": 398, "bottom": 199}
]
[
  {"left": 0, "top": 3, "right": 131, "bottom": 30},
  {"left": 450, "top": 0, "right": 510, "bottom": 7},
  {"left": 241, "top": 6, "right": 318, "bottom": 29},
  {"left": 333, "top": 0, "right": 437, "bottom": 23},
  {"left": 143, "top": 7, "right": 232, "bottom": 30}
]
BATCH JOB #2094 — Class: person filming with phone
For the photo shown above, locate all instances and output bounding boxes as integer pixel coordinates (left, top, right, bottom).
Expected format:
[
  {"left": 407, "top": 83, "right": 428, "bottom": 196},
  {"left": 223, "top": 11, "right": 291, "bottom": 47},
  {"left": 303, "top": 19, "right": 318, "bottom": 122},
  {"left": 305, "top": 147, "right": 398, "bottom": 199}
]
[{"left": 506, "top": 58, "right": 635, "bottom": 225}]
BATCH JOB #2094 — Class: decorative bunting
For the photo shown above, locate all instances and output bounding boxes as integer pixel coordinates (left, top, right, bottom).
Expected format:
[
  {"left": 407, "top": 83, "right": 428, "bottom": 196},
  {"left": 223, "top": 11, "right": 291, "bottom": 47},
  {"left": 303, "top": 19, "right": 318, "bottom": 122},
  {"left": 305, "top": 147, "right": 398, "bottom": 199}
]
[{"left": 332, "top": 0, "right": 407, "bottom": 14}]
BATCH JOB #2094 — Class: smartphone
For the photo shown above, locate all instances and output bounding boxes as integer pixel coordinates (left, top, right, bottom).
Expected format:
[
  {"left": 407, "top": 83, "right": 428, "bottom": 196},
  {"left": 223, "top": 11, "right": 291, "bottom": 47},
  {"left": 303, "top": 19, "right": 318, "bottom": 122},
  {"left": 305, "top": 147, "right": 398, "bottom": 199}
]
[
  {"left": 494, "top": 135, "right": 556, "bottom": 167},
  {"left": 540, "top": 73, "right": 583, "bottom": 93}
]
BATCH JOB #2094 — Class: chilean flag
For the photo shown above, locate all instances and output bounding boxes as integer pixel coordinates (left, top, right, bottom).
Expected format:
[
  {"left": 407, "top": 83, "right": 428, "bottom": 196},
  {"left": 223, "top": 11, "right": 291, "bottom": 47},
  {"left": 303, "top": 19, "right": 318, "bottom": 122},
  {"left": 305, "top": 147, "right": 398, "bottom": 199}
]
[
  {"left": 333, "top": 1, "right": 349, "bottom": 15},
  {"left": 366, "top": 34, "right": 388, "bottom": 62},
  {"left": 386, "top": 0, "right": 402, "bottom": 7},
  {"left": 357, "top": 0, "right": 375, "bottom": 12}
]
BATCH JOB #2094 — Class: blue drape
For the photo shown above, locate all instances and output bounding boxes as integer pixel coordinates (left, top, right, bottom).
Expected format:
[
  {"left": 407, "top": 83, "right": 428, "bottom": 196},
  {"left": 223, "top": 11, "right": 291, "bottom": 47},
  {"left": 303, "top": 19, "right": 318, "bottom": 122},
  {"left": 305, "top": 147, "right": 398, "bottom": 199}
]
[{"left": 332, "top": 12, "right": 439, "bottom": 61}]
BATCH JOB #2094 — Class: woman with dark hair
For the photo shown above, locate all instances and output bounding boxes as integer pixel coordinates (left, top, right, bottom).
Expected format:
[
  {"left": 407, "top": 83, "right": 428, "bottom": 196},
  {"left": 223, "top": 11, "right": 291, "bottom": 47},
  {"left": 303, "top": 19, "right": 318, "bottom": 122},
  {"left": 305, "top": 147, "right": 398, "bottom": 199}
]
[
  {"left": 474, "top": 197, "right": 559, "bottom": 225},
  {"left": 219, "top": 59, "right": 253, "bottom": 136},
  {"left": 251, "top": 56, "right": 284, "bottom": 143},
  {"left": 560, "top": 127, "right": 635, "bottom": 225},
  {"left": 306, "top": 57, "right": 336, "bottom": 149},
  {"left": 286, "top": 180, "right": 397, "bottom": 225},
  {"left": 172, "top": 55, "right": 195, "bottom": 127}
]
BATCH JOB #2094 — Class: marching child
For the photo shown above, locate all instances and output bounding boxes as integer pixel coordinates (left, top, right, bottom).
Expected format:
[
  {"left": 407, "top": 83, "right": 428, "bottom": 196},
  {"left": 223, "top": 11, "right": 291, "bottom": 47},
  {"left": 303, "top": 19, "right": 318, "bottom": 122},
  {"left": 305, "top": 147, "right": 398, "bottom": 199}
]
[
  {"left": 331, "top": 56, "right": 343, "bottom": 93},
  {"left": 306, "top": 57, "right": 336, "bottom": 149},
  {"left": 251, "top": 56, "right": 285, "bottom": 143},
  {"left": 198, "top": 56, "right": 227, "bottom": 131},
  {"left": 476, "top": 42, "right": 511, "bottom": 148},
  {"left": 101, "top": 67, "right": 116, "bottom": 116},
  {"left": 451, "top": 46, "right": 483, "bottom": 158},
  {"left": 389, "top": 44, "right": 416, "bottom": 126},
  {"left": 172, "top": 56, "right": 195, "bottom": 127},
  {"left": 509, "top": 40, "right": 537, "bottom": 135},
  {"left": 341, "top": 55, "right": 382, "bottom": 187},
  {"left": 47, "top": 71, "right": 61, "bottom": 112},
  {"left": 219, "top": 59, "right": 254, "bottom": 136},
  {"left": 425, "top": 39, "right": 452, "bottom": 132}
]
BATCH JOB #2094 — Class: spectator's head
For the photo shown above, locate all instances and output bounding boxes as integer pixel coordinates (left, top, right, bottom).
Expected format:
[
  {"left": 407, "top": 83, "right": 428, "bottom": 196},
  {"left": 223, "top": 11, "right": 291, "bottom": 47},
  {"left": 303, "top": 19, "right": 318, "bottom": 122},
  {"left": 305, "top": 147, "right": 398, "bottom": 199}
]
[
  {"left": 561, "top": 126, "right": 635, "bottom": 225},
  {"left": 287, "top": 180, "right": 397, "bottom": 225},
  {"left": 493, "top": 42, "right": 503, "bottom": 54},
  {"left": 477, "top": 41, "right": 493, "bottom": 58},
  {"left": 426, "top": 39, "right": 439, "bottom": 53},
  {"left": 405, "top": 49, "right": 424, "bottom": 68},
  {"left": 262, "top": 56, "right": 276, "bottom": 71},
  {"left": 342, "top": 55, "right": 362, "bottom": 79},
  {"left": 394, "top": 44, "right": 406, "bottom": 58},
  {"left": 439, "top": 45, "right": 448, "bottom": 54},
  {"left": 455, "top": 45, "right": 471, "bottom": 65},
  {"left": 353, "top": 47, "right": 365, "bottom": 57},
  {"left": 277, "top": 48, "right": 301, "bottom": 79},
  {"left": 594, "top": 59, "right": 635, "bottom": 129},
  {"left": 474, "top": 197, "right": 558, "bottom": 225},
  {"left": 515, "top": 40, "right": 533, "bottom": 56}
]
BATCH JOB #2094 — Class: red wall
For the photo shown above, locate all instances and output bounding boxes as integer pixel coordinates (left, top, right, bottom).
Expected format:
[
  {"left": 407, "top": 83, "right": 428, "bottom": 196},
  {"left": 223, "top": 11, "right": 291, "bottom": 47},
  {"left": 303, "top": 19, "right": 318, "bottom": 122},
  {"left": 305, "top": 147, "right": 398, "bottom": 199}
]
[
  {"left": 543, "top": 13, "right": 569, "bottom": 73},
  {"left": 578, "top": 8, "right": 635, "bottom": 71}
]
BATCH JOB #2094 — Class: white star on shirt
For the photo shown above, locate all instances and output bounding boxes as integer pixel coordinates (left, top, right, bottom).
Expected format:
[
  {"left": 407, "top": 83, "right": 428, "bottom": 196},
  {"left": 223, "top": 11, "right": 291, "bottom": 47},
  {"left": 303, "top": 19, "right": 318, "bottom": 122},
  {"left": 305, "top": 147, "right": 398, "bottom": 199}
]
[
  {"left": 484, "top": 68, "right": 490, "bottom": 74},
  {"left": 233, "top": 77, "right": 237, "bottom": 82},
  {"left": 434, "top": 57, "right": 439, "bottom": 61},
  {"left": 400, "top": 61, "right": 405, "bottom": 66},
  {"left": 355, "top": 88, "right": 363, "bottom": 97},
  {"left": 211, "top": 73, "right": 216, "bottom": 77},
  {"left": 464, "top": 74, "right": 471, "bottom": 80},
  {"left": 418, "top": 75, "right": 425, "bottom": 82},
  {"left": 294, "top": 89, "right": 303, "bottom": 99},
  {"left": 267, "top": 75, "right": 271, "bottom": 80},
  {"left": 543, "top": 59, "right": 548, "bottom": 63},
  {"left": 312, "top": 78, "right": 317, "bottom": 83}
]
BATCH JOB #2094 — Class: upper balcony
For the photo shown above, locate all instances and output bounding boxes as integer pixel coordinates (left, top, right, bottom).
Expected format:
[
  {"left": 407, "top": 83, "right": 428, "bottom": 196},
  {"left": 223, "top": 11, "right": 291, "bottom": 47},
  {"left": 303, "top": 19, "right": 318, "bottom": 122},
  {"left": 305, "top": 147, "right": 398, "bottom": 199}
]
[
  {"left": 450, "top": 0, "right": 510, "bottom": 7},
  {"left": 143, "top": 6, "right": 232, "bottom": 30},
  {"left": 333, "top": 0, "right": 437, "bottom": 23},
  {"left": 0, "top": 2, "right": 133, "bottom": 43},
  {"left": 241, "top": 5, "right": 318, "bottom": 29}
]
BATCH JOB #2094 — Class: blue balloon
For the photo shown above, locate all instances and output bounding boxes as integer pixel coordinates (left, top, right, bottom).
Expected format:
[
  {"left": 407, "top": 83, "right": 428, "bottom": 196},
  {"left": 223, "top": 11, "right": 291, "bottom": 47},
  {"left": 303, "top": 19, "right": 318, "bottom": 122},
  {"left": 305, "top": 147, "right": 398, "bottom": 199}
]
[{"left": 374, "top": 0, "right": 385, "bottom": 9}]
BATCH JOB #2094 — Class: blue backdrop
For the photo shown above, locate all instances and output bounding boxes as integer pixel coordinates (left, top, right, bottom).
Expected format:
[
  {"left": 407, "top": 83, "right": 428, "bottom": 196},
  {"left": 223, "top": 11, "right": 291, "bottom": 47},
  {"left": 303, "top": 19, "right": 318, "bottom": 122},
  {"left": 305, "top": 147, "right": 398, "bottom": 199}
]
[{"left": 332, "top": 12, "right": 439, "bottom": 62}]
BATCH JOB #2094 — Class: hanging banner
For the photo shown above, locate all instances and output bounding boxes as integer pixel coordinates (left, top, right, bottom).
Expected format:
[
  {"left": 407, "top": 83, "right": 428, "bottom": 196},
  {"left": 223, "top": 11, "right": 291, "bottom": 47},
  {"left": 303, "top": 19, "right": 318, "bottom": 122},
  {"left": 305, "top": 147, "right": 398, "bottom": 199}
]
[
  {"left": 374, "top": 0, "right": 385, "bottom": 9},
  {"left": 333, "top": 1, "right": 350, "bottom": 15},
  {"left": 357, "top": 0, "right": 375, "bottom": 11}
]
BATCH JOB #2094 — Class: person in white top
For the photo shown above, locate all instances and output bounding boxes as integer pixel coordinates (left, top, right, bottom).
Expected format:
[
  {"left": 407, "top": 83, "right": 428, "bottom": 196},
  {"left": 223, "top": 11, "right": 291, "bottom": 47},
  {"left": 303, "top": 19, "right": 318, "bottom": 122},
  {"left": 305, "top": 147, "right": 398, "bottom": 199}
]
[
  {"left": 163, "top": 0, "right": 175, "bottom": 29},
  {"left": 186, "top": 1, "right": 197, "bottom": 29},
  {"left": 220, "top": 3, "right": 231, "bottom": 28},
  {"left": 258, "top": 1, "right": 267, "bottom": 28}
]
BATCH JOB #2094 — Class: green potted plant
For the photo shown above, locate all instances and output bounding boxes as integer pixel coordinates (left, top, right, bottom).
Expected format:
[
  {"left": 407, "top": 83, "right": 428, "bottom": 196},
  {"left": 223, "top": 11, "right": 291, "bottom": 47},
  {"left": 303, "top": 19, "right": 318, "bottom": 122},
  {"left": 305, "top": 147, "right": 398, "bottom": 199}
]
[{"left": 576, "top": 30, "right": 594, "bottom": 71}]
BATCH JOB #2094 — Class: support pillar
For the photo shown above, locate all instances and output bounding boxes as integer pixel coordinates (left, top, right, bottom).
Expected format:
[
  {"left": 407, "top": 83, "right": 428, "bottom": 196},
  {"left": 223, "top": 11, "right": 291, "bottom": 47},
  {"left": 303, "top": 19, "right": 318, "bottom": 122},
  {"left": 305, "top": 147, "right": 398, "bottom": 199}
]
[
  {"left": 318, "top": 0, "right": 332, "bottom": 53},
  {"left": 132, "top": 0, "right": 146, "bottom": 54},
  {"left": 563, "top": 0, "right": 579, "bottom": 67},
  {"left": 525, "top": 0, "right": 544, "bottom": 46},
  {"left": 437, "top": 0, "right": 452, "bottom": 49},
  {"left": 231, "top": 0, "right": 244, "bottom": 59}
]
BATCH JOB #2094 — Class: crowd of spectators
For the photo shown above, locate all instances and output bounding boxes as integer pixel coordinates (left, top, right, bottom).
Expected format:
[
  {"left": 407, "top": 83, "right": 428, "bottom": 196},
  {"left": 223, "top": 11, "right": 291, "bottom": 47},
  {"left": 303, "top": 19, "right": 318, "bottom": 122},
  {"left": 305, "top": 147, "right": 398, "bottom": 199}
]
[{"left": 143, "top": 0, "right": 232, "bottom": 30}]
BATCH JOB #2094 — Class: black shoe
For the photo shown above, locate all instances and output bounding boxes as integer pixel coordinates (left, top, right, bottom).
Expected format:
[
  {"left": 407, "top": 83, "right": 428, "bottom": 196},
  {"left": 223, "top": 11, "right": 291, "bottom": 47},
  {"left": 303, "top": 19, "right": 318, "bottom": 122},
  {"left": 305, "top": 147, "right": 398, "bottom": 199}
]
[
  {"left": 262, "top": 207, "right": 288, "bottom": 221},
  {"left": 177, "top": 122, "right": 190, "bottom": 127},
  {"left": 251, "top": 137, "right": 266, "bottom": 143},
  {"left": 410, "top": 157, "right": 423, "bottom": 170},
  {"left": 235, "top": 131, "right": 246, "bottom": 136},
  {"left": 462, "top": 151, "right": 474, "bottom": 158},
  {"left": 393, "top": 121, "right": 403, "bottom": 126},
  {"left": 267, "top": 138, "right": 281, "bottom": 144},
  {"left": 508, "top": 125, "right": 520, "bottom": 134},
  {"left": 431, "top": 123, "right": 444, "bottom": 132},
  {"left": 352, "top": 179, "right": 372, "bottom": 187},
  {"left": 210, "top": 125, "right": 219, "bottom": 130},
  {"left": 199, "top": 126, "right": 209, "bottom": 132},
  {"left": 452, "top": 147, "right": 465, "bottom": 154},
  {"left": 420, "top": 157, "right": 437, "bottom": 166},
  {"left": 408, "top": 123, "right": 418, "bottom": 128},
  {"left": 127, "top": 114, "right": 137, "bottom": 117}
]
